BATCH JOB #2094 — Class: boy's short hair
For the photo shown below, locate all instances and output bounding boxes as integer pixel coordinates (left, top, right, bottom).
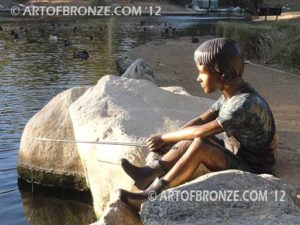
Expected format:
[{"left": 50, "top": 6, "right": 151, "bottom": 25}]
[{"left": 194, "top": 38, "right": 244, "bottom": 81}]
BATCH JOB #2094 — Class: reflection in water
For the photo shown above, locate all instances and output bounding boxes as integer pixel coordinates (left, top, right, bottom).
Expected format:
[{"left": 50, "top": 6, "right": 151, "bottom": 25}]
[
  {"left": 19, "top": 180, "right": 96, "bottom": 225},
  {"left": 0, "top": 16, "right": 218, "bottom": 224}
]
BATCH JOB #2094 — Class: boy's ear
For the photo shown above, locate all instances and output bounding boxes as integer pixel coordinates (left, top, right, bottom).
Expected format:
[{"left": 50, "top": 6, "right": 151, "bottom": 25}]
[
  {"left": 220, "top": 73, "right": 235, "bottom": 83},
  {"left": 220, "top": 73, "right": 226, "bottom": 81}
]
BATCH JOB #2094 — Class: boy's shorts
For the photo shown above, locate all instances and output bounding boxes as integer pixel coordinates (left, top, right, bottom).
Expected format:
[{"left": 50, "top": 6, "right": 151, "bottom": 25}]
[{"left": 206, "top": 137, "right": 254, "bottom": 173}]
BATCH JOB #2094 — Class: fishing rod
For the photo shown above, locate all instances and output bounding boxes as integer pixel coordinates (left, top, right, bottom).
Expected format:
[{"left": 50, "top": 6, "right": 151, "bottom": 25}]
[{"left": 33, "top": 137, "right": 148, "bottom": 147}]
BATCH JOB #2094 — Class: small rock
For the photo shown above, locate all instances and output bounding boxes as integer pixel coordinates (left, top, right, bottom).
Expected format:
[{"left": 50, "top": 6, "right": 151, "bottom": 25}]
[
  {"left": 115, "top": 56, "right": 134, "bottom": 75},
  {"left": 94, "top": 192, "right": 142, "bottom": 225},
  {"left": 121, "top": 58, "right": 156, "bottom": 84}
]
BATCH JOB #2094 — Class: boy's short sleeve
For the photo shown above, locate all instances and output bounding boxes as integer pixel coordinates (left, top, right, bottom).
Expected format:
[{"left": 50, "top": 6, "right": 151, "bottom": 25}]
[
  {"left": 216, "top": 96, "right": 250, "bottom": 137},
  {"left": 210, "top": 95, "right": 224, "bottom": 113}
]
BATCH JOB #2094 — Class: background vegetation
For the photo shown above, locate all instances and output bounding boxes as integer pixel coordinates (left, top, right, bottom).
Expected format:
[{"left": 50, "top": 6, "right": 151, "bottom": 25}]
[{"left": 216, "top": 18, "right": 300, "bottom": 71}]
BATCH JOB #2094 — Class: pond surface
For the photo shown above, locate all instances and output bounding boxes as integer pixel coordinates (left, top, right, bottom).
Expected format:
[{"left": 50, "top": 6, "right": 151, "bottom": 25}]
[{"left": 0, "top": 15, "right": 237, "bottom": 225}]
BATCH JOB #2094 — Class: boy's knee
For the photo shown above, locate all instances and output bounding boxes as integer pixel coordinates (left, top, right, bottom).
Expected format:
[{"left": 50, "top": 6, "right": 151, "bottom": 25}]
[
  {"left": 173, "top": 140, "right": 193, "bottom": 151},
  {"left": 193, "top": 137, "right": 209, "bottom": 145}
]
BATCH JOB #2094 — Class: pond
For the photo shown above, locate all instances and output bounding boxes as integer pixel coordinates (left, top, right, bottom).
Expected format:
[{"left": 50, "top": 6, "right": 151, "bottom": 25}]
[{"left": 0, "top": 15, "right": 237, "bottom": 225}]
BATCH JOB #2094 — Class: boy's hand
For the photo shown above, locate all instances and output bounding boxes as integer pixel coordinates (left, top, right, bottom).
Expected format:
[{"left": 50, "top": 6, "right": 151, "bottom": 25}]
[{"left": 146, "top": 135, "right": 166, "bottom": 152}]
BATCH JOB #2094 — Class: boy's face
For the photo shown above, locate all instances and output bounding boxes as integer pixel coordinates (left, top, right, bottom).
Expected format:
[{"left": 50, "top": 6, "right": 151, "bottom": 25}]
[{"left": 196, "top": 64, "right": 221, "bottom": 94}]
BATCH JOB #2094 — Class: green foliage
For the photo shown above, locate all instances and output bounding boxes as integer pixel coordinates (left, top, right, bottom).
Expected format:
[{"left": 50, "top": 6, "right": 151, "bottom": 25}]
[
  {"left": 216, "top": 22, "right": 273, "bottom": 60},
  {"left": 216, "top": 19, "right": 300, "bottom": 71}
]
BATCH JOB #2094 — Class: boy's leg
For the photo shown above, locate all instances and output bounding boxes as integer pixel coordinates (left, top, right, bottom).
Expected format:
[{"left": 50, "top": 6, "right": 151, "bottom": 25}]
[
  {"left": 163, "top": 138, "right": 229, "bottom": 188},
  {"left": 117, "top": 138, "right": 229, "bottom": 210},
  {"left": 158, "top": 137, "right": 225, "bottom": 171},
  {"left": 159, "top": 140, "right": 193, "bottom": 171}
]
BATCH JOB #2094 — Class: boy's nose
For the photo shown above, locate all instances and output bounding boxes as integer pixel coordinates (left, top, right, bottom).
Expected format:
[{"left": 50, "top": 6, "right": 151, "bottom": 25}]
[{"left": 196, "top": 75, "right": 202, "bottom": 83}]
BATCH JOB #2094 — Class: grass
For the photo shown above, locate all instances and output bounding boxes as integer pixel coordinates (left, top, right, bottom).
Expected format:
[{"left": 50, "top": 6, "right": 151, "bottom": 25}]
[
  {"left": 216, "top": 18, "right": 300, "bottom": 71},
  {"left": 287, "top": 3, "right": 300, "bottom": 11},
  {"left": 263, "top": 0, "right": 300, "bottom": 11}
]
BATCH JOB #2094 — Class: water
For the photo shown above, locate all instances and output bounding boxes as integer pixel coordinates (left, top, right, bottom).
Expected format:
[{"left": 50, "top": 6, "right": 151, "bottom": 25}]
[{"left": 0, "top": 15, "right": 234, "bottom": 224}]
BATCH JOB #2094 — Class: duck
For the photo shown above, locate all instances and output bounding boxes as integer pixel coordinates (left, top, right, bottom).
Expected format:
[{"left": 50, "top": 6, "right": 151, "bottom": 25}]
[
  {"left": 49, "top": 35, "right": 58, "bottom": 42},
  {"left": 73, "top": 50, "right": 89, "bottom": 59},
  {"left": 64, "top": 39, "right": 71, "bottom": 47},
  {"left": 0, "top": 26, "right": 3, "bottom": 31},
  {"left": 192, "top": 37, "right": 200, "bottom": 43},
  {"left": 27, "top": 37, "right": 38, "bottom": 44}
]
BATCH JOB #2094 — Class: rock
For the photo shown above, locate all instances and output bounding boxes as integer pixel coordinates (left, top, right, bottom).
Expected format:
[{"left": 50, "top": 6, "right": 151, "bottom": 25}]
[
  {"left": 161, "top": 86, "right": 191, "bottom": 96},
  {"left": 92, "top": 193, "right": 142, "bottom": 225},
  {"left": 18, "top": 87, "right": 89, "bottom": 190},
  {"left": 115, "top": 56, "right": 134, "bottom": 75},
  {"left": 121, "top": 58, "right": 156, "bottom": 84},
  {"left": 69, "top": 75, "right": 214, "bottom": 217},
  {"left": 141, "top": 170, "right": 300, "bottom": 225}
]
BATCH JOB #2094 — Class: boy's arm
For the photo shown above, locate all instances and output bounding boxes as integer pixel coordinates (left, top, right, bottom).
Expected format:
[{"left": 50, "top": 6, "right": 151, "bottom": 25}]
[
  {"left": 147, "top": 119, "right": 223, "bottom": 151},
  {"left": 181, "top": 109, "right": 218, "bottom": 128}
]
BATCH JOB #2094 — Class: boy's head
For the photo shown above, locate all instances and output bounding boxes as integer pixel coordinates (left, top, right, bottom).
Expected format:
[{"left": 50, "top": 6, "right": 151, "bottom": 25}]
[{"left": 194, "top": 38, "right": 244, "bottom": 91}]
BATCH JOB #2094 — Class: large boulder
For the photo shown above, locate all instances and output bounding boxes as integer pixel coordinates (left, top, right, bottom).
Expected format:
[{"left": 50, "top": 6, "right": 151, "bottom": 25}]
[
  {"left": 18, "top": 87, "right": 89, "bottom": 190},
  {"left": 69, "top": 75, "right": 214, "bottom": 217},
  {"left": 141, "top": 170, "right": 300, "bottom": 225}
]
